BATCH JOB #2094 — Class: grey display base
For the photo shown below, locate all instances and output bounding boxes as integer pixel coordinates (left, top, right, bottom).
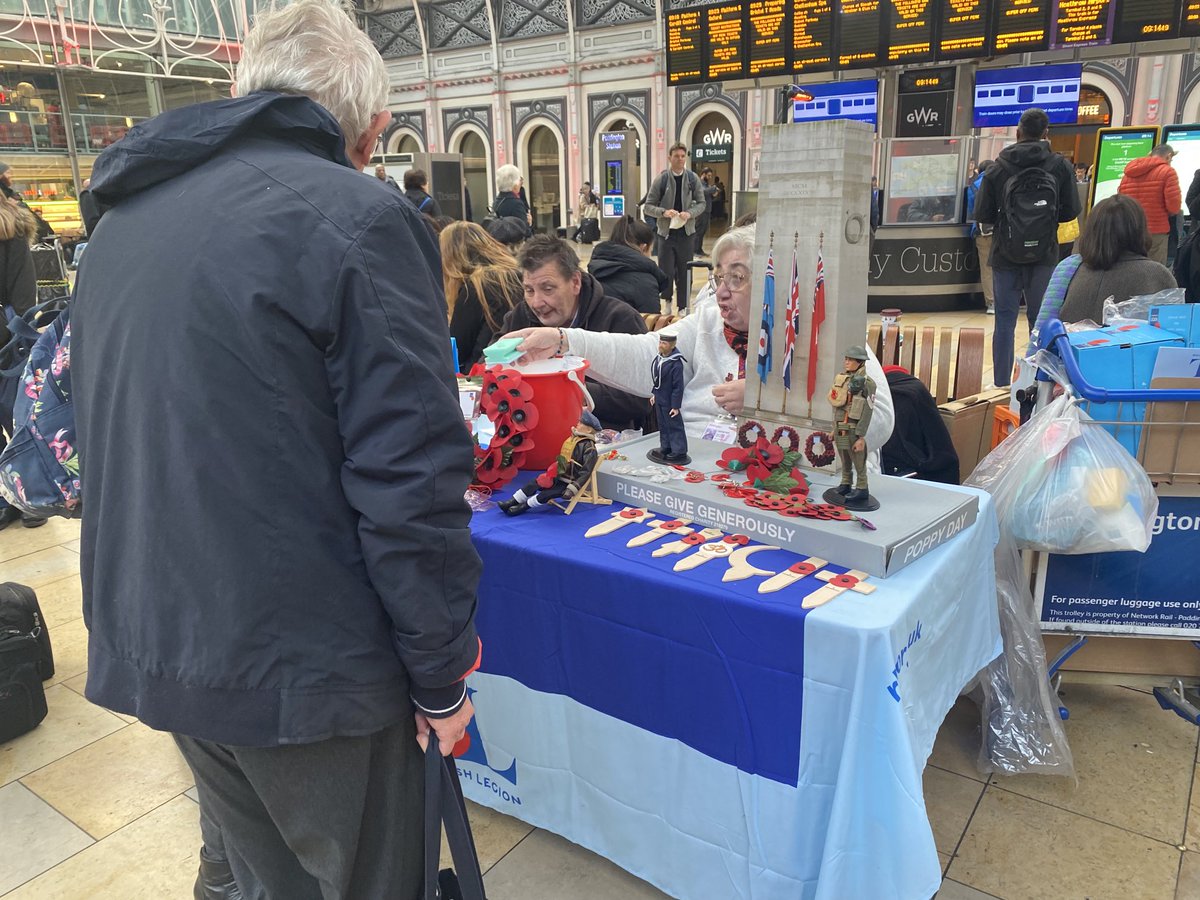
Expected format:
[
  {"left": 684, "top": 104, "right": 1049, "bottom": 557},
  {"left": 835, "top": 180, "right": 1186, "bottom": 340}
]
[{"left": 595, "top": 435, "right": 978, "bottom": 579}]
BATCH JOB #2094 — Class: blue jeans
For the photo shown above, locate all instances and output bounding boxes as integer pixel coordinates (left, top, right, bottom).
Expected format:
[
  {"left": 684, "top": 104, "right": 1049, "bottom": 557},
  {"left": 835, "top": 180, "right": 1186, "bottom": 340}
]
[{"left": 992, "top": 264, "right": 1053, "bottom": 387}]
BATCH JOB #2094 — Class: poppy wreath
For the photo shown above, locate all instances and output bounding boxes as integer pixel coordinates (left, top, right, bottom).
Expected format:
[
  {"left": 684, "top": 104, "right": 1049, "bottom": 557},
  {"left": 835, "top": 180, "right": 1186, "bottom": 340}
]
[
  {"left": 804, "top": 430, "right": 836, "bottom": 468},
  {"left": 473, "top": 366, "right": 538, "bottom": 491},
  {"left": 771, "top": 426, "right": 800, "bottom": 454},
  {"left": 716, "top": 432, "right": 808, "bottom": 494}
]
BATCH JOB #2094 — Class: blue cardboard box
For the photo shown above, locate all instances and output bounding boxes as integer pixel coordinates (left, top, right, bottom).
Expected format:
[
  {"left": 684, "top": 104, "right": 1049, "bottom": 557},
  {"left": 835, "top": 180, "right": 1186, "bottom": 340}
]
[
  {"left": 1149, "top": 304, "right": 1200, "bottom": 347},
  {"left": 1067, "top": 323, "right": 1185, "bottom": 455}
]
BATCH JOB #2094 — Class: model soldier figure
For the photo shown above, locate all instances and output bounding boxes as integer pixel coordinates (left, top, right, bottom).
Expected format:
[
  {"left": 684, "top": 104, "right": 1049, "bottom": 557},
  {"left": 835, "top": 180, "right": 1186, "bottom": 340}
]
[
  {"left": 648, "top": 334, "right": 690, "bottom": 465},
  {"left": 500, "top": 410, "right": 602, "bottom": 516},
  {"left": 823, "top": 346, "right": 879, "bottom": 511}
]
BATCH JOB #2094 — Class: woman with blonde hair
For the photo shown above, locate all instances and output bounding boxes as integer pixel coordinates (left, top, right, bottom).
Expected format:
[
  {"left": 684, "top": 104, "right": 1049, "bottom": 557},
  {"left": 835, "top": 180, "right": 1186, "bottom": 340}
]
[{"left": 440, "top": 220, "right": 523, "bottom": 373}]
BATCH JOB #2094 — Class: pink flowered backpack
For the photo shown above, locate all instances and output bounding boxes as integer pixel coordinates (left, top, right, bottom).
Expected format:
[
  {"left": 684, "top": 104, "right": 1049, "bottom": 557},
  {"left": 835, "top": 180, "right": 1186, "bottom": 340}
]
[{"left": 0, "top": 307, "right": 80, "bottom": 517}]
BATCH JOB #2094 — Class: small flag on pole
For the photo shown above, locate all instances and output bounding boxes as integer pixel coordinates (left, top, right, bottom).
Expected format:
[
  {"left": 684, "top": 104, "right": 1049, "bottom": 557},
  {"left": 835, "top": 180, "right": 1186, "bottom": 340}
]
[
  {"left": 782, "top": 240, "right": 800, "bottom": 391},
  {"left": 806, "top": 244, "right": 825, "bottom": 403},
  {"left": 757, "top": 246, "right": 775, "bottom": 383}
]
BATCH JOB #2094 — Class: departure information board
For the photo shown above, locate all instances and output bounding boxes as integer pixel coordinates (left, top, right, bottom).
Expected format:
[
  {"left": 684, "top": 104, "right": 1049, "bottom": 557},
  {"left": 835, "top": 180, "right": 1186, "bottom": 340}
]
[
  {"left": 991, "top": 0, "right": 1050, "bottom": 54},
  {"left": 939, "top": 0, "right": 989, "bottom": 57},
  {"left": 747, "top": 1, "right": 789, "bottom": 77},
  {"left": 887, "top": 0, "right": 936, "bottom": 62},
  {"left": 1114, "top": 0, "right": 1181, "bottom": 43},
  {"left": 793, "top": 0, "right": 836, "bottom": 72},
  {"left": 665, "top": 0, "right": 1192, "bottom": 86},
  {"left": 838, "top": 0, "right": 884, "bottom": 68}
]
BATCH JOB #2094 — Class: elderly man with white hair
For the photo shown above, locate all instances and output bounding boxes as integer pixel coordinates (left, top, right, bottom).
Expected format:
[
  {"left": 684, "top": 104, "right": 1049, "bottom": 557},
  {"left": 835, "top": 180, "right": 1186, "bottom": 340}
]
[
  {"left": 72, "top": 1, "right": 481, "bottom": 897},
  {"left": 509, "top": 224, "right": 895, "bottom": 468}
]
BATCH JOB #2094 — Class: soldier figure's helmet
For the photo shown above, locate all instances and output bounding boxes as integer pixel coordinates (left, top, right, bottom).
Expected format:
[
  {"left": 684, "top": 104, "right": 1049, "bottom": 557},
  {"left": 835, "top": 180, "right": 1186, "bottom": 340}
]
[{"left": 844, "top": 346, "right": 869, "bottom": 362}]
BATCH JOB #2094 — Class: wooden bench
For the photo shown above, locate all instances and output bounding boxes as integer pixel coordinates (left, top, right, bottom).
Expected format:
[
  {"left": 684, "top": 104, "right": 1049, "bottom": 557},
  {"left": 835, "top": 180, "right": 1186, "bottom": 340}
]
[{"left": 868, "top": 323, "right": 986, "bottom": 403}]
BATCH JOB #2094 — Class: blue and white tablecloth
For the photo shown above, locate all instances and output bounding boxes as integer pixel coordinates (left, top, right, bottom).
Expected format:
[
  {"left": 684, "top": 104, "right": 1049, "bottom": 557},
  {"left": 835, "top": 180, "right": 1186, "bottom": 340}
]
[{"left": 459, "top": 483, "right": 1001, "bottom": 900}]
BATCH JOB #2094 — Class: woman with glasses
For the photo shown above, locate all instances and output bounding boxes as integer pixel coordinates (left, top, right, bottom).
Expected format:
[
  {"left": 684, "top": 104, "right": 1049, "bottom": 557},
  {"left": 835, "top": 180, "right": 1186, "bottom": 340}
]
[{"left": 507, "top": 224, "right": 895, "bottom": 460}]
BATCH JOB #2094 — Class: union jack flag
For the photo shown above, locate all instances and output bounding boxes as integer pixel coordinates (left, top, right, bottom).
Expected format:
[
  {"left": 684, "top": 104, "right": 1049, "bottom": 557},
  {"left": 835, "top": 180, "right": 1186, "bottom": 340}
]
[{"left": 782, "top": 246, "right": 800, "bottom": 390}]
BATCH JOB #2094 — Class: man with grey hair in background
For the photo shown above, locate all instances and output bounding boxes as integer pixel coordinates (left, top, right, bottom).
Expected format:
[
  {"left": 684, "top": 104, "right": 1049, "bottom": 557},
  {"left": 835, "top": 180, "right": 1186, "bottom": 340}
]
[{"left": 71, "top": 1, "right": 481, "bottom": 898}]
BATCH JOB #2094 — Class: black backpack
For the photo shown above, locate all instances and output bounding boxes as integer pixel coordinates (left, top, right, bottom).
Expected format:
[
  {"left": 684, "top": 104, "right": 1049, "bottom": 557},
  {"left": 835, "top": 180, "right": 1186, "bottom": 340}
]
[
  {"left": 995, "top": 157, "right": 1061, "bottom": 265},
  {"left": 0, "top": 583, "right": 53, "bottom": 743}
]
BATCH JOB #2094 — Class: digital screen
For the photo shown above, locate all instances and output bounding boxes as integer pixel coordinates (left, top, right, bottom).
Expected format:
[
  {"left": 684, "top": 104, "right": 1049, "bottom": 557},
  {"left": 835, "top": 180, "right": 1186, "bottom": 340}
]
[
  {"left": 1161, "top": 126, "right": 1200, "bottom": 215},
  {"left": 1092, "top": 128, "right": 1158, "bottom": 205},
  {"left": 899, "top": 68, "right": 956, "bottom": 93},
  {"left": 793, "top": 0, "right": 835, "bottom": 72},
  {"left": 1183, "top": 0, "right": 1200, "bottom": 35},
  {"left": 838, "top": 0, "right": 884, "bottom": 68},
  {"left": 706, "top": 4, "right": 745, "bottom": 81},
  {"left": 991, "top": 0, "right": 1051, "bottom": 54},
  {"left": 665, "top": 10, "right": 703, "bottom": 85},
  {"left": 939, "top": 0, "right": 989, "bottom": 57},
  {"left": 602, "top": 196, "right": 625, "bottom": 217},
  {"left": 886, "top": 0, "right": 936, "bottom": 62},
  {"left": 973, "top": 63, "right": 1082, "bottom": 127},
  {"left": 793, "top": 79, "right": 879, "bottom": 128},
  {"left": 1113, "top": 0, "right": 1180, "bottom": 42},
  {"left": 605, "top": 159, "right": 623, "bottom": 195},
  {"left": 1051, "top": 0, "right": 1115, "bottom": 47},
  {"left": 747, "top": 0, "right": 789, "bottom": 76}
]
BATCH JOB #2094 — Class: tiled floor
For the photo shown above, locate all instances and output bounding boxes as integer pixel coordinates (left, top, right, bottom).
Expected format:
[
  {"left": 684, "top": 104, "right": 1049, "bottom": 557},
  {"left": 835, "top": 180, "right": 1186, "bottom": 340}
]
[{"left": 2, "top": 305, "right": 1189, "bottom": 900}]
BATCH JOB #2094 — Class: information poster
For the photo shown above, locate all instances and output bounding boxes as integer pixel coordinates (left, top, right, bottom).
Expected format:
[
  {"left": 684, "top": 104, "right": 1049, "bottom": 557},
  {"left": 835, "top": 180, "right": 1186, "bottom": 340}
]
[
  {"left": 793, "top": 0, "right": 835, "bottom": 72},
  {"left": 1091, "top": 127, "right": 1159, "bottom": 206},
  {"left": 1051, "top": 0, "right": 1115, "bottom": 48},
  {"left": 748, "top": 0, "right": 789, "bottom": 76},
  {"left": 706, "top": 4, "right": 745, "bottom": 81},
  {"left": 1113, "top": 0, "right": 1181, "bottom": 43},
  {"left": 1162, "top": 125, "right": 1200, "bottom": 214},
  {"left": 992, "top": 0, "right": 1051, "bottom": 53},
  {"left": 887, "top": 0, "right": 936, "bottom": 62},
  {"left": 939, "top": 0, "right": 990, "bottom": 57},
  {"left": 1037, "top": 497, "right": 1200, "bottom": 637},
  {"left": 838, "top": 0, "right": 884, "bottom": 67},
  {"left": 665, "top": 10, "right": 703, "bottom": 85}
]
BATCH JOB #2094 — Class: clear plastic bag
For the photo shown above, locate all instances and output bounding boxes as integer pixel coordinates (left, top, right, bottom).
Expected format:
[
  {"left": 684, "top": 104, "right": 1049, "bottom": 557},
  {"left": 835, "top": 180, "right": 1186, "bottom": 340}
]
[
  {"left": 973, "top": 353, "right": 1158, "bottom": 555},
  {"left": 1103, "top": 287, "right": 1186, "bottom": 326}
]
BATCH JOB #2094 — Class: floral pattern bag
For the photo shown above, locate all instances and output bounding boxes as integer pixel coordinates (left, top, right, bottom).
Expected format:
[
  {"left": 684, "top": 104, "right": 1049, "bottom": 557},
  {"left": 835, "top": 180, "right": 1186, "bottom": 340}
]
[{"left": 0, "top": 307, "right": 80, "bottom": 517}]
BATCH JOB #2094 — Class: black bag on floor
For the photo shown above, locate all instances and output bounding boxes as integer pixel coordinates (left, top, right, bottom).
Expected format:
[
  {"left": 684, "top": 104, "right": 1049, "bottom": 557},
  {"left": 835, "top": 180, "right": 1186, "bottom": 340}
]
[
  {"left": 0, "top": 633, "right": 48, "bottom": 743},
  {"left": 0, "top": 582, "right": 54, "bottom": 680},
  {"left": 425, "top": 735, "right": 487, "bottom": 900}
]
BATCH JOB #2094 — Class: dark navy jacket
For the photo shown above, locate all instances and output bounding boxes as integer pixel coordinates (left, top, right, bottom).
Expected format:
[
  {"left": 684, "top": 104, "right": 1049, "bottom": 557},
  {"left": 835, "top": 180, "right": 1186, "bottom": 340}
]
[{"left": 73, "top": 92, "right": 481, "bottom": 746}]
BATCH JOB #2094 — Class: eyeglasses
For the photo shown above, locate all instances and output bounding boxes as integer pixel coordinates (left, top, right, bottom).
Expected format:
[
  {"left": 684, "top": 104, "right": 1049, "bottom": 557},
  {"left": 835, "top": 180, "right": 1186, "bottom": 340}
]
[{"left": 709, "top": 271, "right": 749, "bottom": 291}]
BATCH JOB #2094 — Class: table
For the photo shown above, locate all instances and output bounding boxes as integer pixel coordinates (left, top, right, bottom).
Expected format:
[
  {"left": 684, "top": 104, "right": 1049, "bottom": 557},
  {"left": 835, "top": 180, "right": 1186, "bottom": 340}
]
[{"left": 459, "top": 483, "right": 1001, "bottom": 900}]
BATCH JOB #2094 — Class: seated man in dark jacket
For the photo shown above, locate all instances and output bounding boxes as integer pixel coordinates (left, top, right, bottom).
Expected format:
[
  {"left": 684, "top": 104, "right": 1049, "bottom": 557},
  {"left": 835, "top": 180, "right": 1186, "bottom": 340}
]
[
  {"left": 880, "top": 366, "right": 960, "bottom": 485},
  {"left": 72, "top": 2, "right": 480, "bottom": 897},
  {"left": 501, "top": 234, "right": 650, "bottom": 430}
]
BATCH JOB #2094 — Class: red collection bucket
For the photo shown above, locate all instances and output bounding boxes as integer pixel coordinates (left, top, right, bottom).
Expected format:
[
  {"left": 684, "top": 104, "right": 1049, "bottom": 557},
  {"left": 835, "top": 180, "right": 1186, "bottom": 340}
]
[{"left": 514, "top": 357, "right": 592, "bottom": 470}]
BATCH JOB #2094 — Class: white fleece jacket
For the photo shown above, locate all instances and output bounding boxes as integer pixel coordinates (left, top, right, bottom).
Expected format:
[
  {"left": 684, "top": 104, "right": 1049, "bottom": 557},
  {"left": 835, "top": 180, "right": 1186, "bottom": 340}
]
[{"left": 564, "top": 305, "right": 895, "bottom": 468}]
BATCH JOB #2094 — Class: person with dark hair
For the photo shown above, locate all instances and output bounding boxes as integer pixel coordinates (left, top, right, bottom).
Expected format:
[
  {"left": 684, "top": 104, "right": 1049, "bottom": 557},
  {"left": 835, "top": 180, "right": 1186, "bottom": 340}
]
[
  {"left": 643, "top": 142, "right": 706, "bottom": 315},
  {"left": 1118, "top": 144, "right": 1180, "bottom": 265},
  {"left": 693, "top": 169, "right": 717, "bottom": 257},
  {"left": 1186, "top": 167, "right": 1200, "bottom": 226},
  {"left": 441, "top": 220, "right": 522, "bottom": 373},
  {"left": 499, "top": 234, "right": 649, "bottom": 430},
  {"left": 484, "top": 215, "right": 529, "bottom": 251},
  {"left": 1074, "top": 162, "right": 1089, "bottom": 183},
  {"left": 880, "top": 366, "right": 959, "bottom": 485},
  {"left": 403, "top": 167, "right": 441, "bottom": 216},
  {"left": 974, "top": 107, "right": 1080, "bottom": 386},
  {"left": 1030, "top": 195, "right": 1176, "bottom": 335},
  {"left": 586, "top": 213, "right": 670, "bottom": 314}
]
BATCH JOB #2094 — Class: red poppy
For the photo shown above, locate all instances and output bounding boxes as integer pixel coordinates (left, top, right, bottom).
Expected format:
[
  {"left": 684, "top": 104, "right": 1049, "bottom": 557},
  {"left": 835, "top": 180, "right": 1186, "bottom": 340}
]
[
  {"left": 716, "top": 446, "right": 751, "bottom": 472},
  {"left": 536, "top": 463, "right": 557, "bottom": 489},
  {"left": 752, "top": 437, "right": 784, "bottom": 467}
]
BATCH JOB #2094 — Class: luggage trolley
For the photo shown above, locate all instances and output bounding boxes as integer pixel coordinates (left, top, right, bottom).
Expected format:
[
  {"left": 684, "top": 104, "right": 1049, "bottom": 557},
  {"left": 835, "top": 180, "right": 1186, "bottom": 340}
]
[{"left": 1034, "top": 318, "right": 1200, "bottom": 722}]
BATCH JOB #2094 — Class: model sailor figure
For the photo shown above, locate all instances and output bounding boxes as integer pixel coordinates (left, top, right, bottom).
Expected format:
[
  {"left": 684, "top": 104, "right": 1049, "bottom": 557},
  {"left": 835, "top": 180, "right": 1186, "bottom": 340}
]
[{"left": 648, "top": 334, "right": 690, "bottom": 465}]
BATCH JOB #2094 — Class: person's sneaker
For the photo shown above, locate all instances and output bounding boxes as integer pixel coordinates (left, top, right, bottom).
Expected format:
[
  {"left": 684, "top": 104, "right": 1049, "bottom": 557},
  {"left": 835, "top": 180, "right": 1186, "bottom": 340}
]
[
  {"left": 21, "top": 515, "right": 47, "bottom": 529},
  {"left": 986, "top": 307, "right": 995, "bottom": 315},
  {"left": 0, "top": 506, "right": 21, "bottom": 530}
]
